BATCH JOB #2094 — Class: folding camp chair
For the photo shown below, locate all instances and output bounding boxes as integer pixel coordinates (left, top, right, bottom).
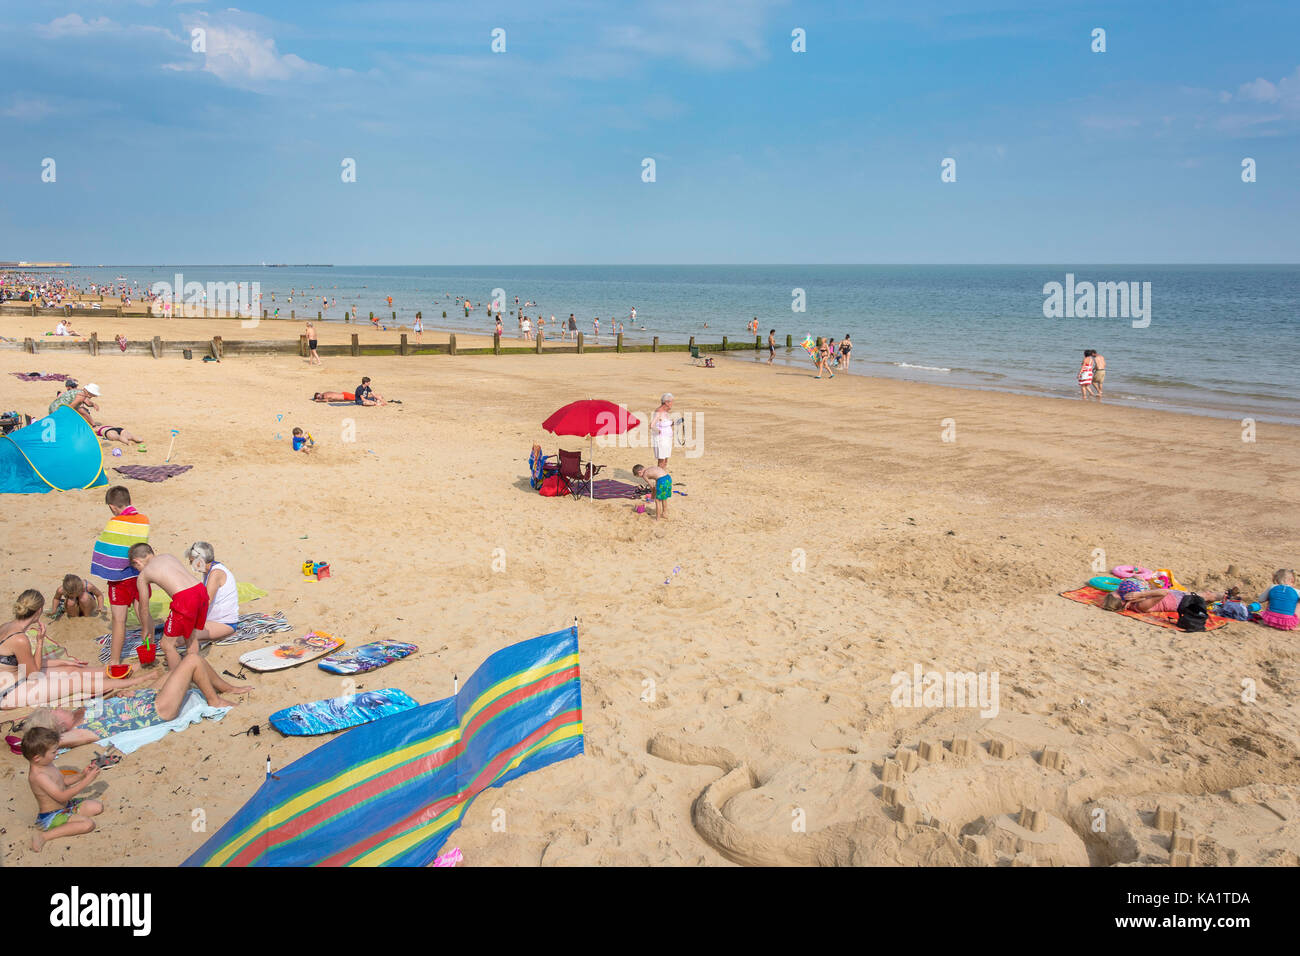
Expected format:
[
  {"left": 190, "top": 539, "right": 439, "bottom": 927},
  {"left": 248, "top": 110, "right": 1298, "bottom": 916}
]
[{"left": 557, "top": 448, "right": 603, "bottom": 498}]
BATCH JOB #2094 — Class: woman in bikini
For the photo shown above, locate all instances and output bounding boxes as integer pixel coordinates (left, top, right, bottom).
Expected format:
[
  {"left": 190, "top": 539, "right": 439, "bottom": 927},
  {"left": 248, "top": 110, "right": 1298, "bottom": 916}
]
[
  {"left": 93, "top": 423, "right": 144, "bottom": 447},
  {"left": 1, "top": 590, "right": 153, "bottom": 710}
]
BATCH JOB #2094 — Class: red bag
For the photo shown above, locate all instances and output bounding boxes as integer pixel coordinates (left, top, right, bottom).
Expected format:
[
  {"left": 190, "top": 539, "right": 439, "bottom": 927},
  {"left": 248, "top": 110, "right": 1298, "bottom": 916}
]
[{"left": 537, "top": 475, "right": 570, "bottom": 497}]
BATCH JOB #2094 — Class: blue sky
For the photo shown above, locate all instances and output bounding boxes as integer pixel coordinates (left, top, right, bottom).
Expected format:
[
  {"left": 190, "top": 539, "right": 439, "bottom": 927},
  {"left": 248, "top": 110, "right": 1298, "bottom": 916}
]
[{"left": 2, "top": 0, "right": 1298, "bottom": 264}]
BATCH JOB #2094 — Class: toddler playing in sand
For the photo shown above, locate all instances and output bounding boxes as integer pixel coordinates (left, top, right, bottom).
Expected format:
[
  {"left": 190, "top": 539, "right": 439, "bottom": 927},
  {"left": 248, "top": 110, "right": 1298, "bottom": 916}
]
[
  {"left": 292, "top": 427, "right": 315, "bottom": 453},
  {"left": 53, "top": 574, "right": 103, "bottom": 619},
  {"left": 23, "top": 726, "right": 103, "bottom": 852}
]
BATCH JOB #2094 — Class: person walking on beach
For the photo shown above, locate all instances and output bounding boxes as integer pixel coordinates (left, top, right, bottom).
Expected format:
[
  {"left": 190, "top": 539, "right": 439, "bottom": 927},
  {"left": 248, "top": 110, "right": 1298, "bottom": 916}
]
[
  {"left": 1091, "top": 350, "right": 1106, "bottom": 400},
  {"left": 815, "top": 339, "right": 835, "bottom": 379},
  {"left": 593, "top": 317, "right": 599, "bottom": 341},
  {"left": 495, "top": 315, "right": 503, "bottom": 337},
  {"left": 1077, "top": 350, "right": 1096, "bottom": 400},
  {"left": 839, "top": 334, "right": 852, "bottom": 369},
  {"left": 768, "top": 329, "right": 777, "bottom": 365},
  {"left": 568, "top": 313, "right": 577, "bottom": 340},
  {"left": 412, "top": 313, "right": 423, "bottom": 345},
  {"left": 305, "top": 321, "right": 321, "bottom": 365}
]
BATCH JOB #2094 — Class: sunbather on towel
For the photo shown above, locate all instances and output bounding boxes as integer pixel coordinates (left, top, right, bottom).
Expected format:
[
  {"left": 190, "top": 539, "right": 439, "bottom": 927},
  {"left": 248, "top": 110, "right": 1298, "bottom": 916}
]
[
  {"left": 1103, "top": 587, "right": 1224, "bottom": 614},
  {"left": 22, "top": 652, "right": 251, "bottom": 746},
  {"left": 312, "top": 391, "right": 354, "bottom": 402}
]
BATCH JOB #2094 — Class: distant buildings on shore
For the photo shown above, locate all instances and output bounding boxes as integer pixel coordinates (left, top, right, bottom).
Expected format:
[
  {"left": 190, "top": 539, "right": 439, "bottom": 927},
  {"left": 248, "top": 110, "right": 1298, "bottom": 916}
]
[{"left": 0, "top": 261, "right": 73, "bottom": 267}]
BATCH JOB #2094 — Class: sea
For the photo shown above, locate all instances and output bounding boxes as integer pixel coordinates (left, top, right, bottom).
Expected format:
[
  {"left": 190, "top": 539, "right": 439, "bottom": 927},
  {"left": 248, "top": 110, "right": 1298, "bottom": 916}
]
[{"left": 36, "top": 264, "right": 1300, "bottom": 423}]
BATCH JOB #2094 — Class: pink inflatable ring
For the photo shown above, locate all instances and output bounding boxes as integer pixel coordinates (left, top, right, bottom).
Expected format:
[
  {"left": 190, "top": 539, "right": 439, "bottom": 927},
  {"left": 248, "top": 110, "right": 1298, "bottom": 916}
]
[{"left": 1112, "top": 565, "right": 1154, "bottom": 580}]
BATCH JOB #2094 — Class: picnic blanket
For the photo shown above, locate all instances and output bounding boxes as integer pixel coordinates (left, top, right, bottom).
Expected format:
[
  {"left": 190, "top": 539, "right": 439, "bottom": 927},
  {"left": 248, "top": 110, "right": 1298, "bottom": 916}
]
[
  {"left": 127, "top": 582, "right": 269, "bottom": 628},
  {"left": 1060, "top": 585, "right": 1231, "bottom": 631},
  {"left": 589, "top": 479, "right": 646, "bottom": 500},
  {"left": 11, "top": 372, "right": 70, "bottom": 382},
  {"left": 95, "top": 611, "right": 293, "bottom": 662},
  {"left": 113, "top": 464, "right": 193, "bottom": 482}
]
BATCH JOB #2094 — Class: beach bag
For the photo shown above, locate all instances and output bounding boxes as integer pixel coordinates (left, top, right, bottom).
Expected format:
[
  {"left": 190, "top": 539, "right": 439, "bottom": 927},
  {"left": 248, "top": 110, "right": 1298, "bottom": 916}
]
[
  {"left": 1218, "top": 600, "right": 1249, "bottom": 621},
  {"left": 1176, "top": 593, "right": 1209, "bottom": 632},
  {"left": 537, "top": 475, "right": 569, "bottom": 497}
]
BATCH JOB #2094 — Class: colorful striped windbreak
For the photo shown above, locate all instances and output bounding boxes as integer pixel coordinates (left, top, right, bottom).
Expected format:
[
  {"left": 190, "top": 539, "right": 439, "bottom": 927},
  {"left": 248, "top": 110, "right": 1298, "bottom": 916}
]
[{"left": 183, "top": 625, "right": 583, "bottom": 867}]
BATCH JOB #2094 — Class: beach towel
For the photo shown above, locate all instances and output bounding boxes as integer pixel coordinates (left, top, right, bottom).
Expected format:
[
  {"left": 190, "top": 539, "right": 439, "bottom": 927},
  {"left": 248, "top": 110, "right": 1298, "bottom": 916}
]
[
  {"left": 588, "top": 479, "right": 645, "bottom": 500},
  {"left": 113, "top": 464, "right": 193, "bottom": 482},
  {"left": 327, "top": 402, "right": 355, "bottom": 407},
  {"left": 127, "top": 582, "right": 269, "bottom": 628},
  {"left": 10, "top": 372, "right": 70, "bottom": 382},
  {"left": 95, "top": 610, "right": 292, "bottom": 662},
  {"left": 1060, "top": 585, "right": 1231, "bottom": 631},
  {"left": 90, "top": 505, "right": 149, "bottom": 581},
  {"left": 89, "top": 689, "right": 230, "bottom": 755}
]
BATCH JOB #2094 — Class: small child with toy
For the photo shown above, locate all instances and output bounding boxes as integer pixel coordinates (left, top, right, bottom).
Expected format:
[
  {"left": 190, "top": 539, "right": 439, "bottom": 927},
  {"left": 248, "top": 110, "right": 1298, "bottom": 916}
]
[
  {"left": 292, "top": 428, "right": 315, "bottom": 454},
  {"left": 23, "top": 726, "right": 104, "bottom": 852}
]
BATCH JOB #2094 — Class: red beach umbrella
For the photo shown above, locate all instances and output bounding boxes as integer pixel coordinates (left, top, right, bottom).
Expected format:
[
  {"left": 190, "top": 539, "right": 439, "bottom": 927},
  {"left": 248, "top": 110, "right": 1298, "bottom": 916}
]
[{"left": 542, "top": 400, "right": 640, "bottom": 499}]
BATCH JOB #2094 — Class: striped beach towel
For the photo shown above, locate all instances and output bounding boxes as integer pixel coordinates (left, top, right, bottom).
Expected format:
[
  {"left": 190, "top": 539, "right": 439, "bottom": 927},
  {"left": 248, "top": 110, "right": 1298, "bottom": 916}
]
[
  {"left": 90, "top": 507, "right": 150, "bottom": 581},
  {"left": 94, "top": 611, "right": 294, "bottom": 662}
]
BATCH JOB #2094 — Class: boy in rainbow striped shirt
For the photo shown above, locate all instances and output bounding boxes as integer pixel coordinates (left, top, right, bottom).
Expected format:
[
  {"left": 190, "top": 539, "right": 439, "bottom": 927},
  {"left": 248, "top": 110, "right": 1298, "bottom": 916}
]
[{"left": 90, "top": 486, "right": 153, "bottom": 667}]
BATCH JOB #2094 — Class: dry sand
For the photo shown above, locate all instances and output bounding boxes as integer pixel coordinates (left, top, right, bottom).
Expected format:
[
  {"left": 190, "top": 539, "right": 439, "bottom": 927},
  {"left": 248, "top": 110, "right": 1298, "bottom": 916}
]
[{"left": 1, "top": 315, "right": 1297, "bottom": 867}]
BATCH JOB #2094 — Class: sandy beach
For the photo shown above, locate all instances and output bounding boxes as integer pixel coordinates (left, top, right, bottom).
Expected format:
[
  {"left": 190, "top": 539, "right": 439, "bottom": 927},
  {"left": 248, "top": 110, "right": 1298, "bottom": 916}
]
[{"left": 1, "top": 315, "right": 1297, "bottom": 867}]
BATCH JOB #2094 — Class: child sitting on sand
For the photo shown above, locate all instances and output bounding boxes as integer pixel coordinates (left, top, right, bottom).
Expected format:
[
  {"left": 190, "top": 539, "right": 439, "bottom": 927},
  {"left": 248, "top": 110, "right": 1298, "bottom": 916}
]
[
  {"left": 23, "top": 726, "right": 103, "bottom": 852},
  {"left": 1257, "top": 569, "right": 1298, "bottom": 630},
  {"left": 292, "top": 428, "right": 315, "bottom": 453},
  {"left": 53, "top": 574, "right": 103, "bottom": 619},
  {"left": 632, "top": 464, "right": 671, "bottom": 520}
]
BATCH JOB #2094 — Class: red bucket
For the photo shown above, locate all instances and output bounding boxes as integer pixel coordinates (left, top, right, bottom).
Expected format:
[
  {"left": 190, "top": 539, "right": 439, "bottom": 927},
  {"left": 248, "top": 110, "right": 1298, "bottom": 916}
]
[{"left": 136, "top": 644, "right": 157, "bottom": 665}]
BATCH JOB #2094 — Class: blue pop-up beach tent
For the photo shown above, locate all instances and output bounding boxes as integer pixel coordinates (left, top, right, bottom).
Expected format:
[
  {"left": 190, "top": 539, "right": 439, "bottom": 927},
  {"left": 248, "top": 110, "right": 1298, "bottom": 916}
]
[{"left": 0, "top": 405, "right": 107, "bottom": 493}]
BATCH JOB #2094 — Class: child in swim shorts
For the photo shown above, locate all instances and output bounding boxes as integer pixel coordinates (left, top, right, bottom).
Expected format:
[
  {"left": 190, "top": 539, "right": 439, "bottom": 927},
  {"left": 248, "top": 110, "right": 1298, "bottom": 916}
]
[
  {"left": 632, "top": 464, "right": 671, "bottom": 520},
  {"left": 23, "top": 726, "right": 104, "bottom": 852}
]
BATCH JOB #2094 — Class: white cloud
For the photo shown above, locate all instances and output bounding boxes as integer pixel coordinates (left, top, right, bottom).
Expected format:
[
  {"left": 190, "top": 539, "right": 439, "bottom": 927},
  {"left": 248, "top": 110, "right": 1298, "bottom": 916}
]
[
  {"left": 170, "top": 14, "right": 327, "bottom": 90},
  {"left": 600, "top": 0, "right": 786, "bottom": 70},
  {"left": 0, "top": 96, "right": 54, "bottom": 120},
  {"left": 35, "top": 14, "right": 116, "bottom": 38}
]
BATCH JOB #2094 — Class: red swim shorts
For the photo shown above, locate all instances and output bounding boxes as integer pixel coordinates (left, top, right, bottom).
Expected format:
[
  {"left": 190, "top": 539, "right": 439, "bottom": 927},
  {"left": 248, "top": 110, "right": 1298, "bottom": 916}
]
[
  {"left": 107, "top": 577, "right": 147, "bottom": 607},
  {"left": 164, "top": 583, "right": 209, "bottom": 639}
]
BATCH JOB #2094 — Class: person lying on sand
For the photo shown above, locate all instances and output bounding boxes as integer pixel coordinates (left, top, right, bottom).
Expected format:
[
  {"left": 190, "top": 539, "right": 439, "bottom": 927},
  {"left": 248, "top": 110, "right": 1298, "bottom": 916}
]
[
  {"left": 1103, "top": 586, "right": 1225, "bottom": 614},
  {"left": 23, "top": 653, "right": 253, "bottom": 753},
  {"left": 93, "top": 423, "right": 144, "bottom": 448},
  {"left": 128, "top": 545, "right": 214, "bottom": 670},
  {"left": 312, "top": 391, "right": 354, "bottom": 402}
]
